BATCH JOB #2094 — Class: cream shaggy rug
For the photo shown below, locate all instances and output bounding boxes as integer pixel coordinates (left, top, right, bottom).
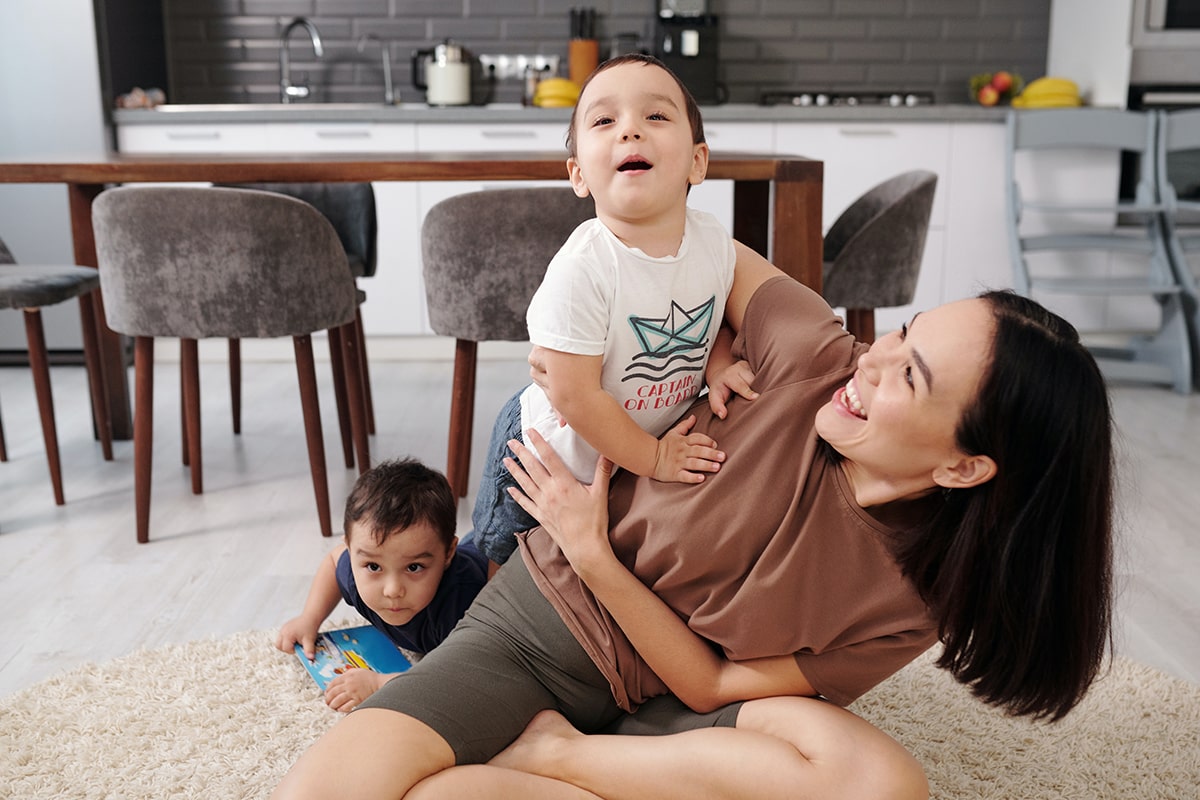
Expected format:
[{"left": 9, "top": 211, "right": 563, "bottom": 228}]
[{"left": 1, "top": 628, "right": 1197, "bottom": 800}]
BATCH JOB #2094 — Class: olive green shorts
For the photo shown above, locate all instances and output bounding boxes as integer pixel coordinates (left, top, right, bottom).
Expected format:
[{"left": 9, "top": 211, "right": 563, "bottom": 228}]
[{"left": 357, "top": 554, "right": 743, "bottom": 764}]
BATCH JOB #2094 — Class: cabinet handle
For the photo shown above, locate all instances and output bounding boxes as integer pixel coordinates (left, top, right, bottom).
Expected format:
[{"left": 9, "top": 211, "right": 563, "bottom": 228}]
[
  {"left": 836, "top": 127, "right": 897, "bottom": 137},
  {"left": 316, "top": 130, "right": 372, "bottom": 139},
  {"left": 480, "top": 130, "right": 538, "bottom": 139},
  {"left": 166, "top": 131, "right": 221, "bottom": 140}
]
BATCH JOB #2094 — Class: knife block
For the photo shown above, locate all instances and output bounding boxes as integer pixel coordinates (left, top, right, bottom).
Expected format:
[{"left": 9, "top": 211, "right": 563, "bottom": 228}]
[{"left": 569, "top": 39, "right": 599, "bottom": 86}]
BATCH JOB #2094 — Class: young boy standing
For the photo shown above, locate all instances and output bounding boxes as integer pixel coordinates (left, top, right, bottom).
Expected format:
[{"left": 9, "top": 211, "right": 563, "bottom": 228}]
[
  {"left": 474, "top": 55, "right": 757, "bottom": 569},
  {"left": 276, "top": 458, "right": 488, "bottom": 712}
]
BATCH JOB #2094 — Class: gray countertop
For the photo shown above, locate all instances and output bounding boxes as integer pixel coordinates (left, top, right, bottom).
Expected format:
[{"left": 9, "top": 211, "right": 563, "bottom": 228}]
[{"left": 113, "top": 102, "right": 1007, "bottom": 126}]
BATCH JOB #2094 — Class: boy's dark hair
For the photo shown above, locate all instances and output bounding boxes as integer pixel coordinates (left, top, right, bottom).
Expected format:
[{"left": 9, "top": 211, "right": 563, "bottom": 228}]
[
  {"left": 343, "top": 458, "right": 457, "bottom": 550},
  {"left": 566, "top": 53, "right": 706, "bottom": 159}
]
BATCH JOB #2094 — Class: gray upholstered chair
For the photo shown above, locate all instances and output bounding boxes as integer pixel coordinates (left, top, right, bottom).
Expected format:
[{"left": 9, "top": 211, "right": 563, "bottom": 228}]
[
  {"left": 821, "top": 170, "right": 938, "bottom": 343},
  {"left": 0, "top": 236, "right": 113, "bottom": 505},
  {"left": 422, "top": 187, "right": 596, "bottom": 499},
  {"left": 92, "top": 186, "right": 366, "bottom": 543},
  {"left": 216, "top": 182, "right": 378, "bottom": 467}
]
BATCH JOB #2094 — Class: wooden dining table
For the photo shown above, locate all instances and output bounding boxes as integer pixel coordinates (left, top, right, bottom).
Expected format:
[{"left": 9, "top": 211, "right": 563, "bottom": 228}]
[{"left": 0, "top": 150, "right": 823, "bottom": 439}]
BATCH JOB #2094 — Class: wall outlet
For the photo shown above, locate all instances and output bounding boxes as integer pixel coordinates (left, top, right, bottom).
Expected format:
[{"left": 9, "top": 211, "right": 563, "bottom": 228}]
[{"left": 478, "top": 54, "right": 561, "bottom": 81}]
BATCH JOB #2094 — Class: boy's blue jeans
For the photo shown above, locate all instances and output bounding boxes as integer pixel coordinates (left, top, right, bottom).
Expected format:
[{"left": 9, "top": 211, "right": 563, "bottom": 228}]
[{"left": 472, "top": 388, "right": 538, "bottom": 566}]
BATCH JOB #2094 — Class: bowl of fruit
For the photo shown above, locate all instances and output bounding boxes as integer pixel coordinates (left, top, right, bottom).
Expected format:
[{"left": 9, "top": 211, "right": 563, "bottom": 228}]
[{"left": 969, "top": 71, "right": 1024, "bottom": 107}]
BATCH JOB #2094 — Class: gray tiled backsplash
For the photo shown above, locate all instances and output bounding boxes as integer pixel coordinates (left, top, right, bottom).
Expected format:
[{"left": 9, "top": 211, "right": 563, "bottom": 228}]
[{"left": 161, "top": 0, "right": 1049, "bottom": 105}]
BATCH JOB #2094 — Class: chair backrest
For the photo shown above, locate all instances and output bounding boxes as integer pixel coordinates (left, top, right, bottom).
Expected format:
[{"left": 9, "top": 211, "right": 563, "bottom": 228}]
[
  {"left": 421, "top": 187, "right": 596, "bottom": 342},
  {"left": 0, "top": 236, "right": 14, "bottom": 265},
  {"left": 1006, "top": 108, "right": 1159, "bottom": 209},
  {"left": 1157, "top": 108, "right": 1200, "bottom": 210},
  {"left": 218, "top": 182, "right": 378, "bottom": 277},
  {"left": 93, "top": 186, "right": 359, "bottom": 340},
  {"left": 821, "top": 170, "right": 937, "bottom": 310}
]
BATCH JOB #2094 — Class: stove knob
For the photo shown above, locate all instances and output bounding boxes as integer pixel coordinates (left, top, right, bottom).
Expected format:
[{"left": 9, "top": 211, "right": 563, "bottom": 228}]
[
  {"left": 904, "top": 94, "right": 920, "bottom": 107},
  {"left": 815, "top": 93, "right": 829, "bottom": 107},
  {"left": 796, "top": 93, "right": 812, "bottom": 106},
  {"left": 845, "top": 96, "right": 859, "bottom": 106},
  {"left": 887, "top": 93, "right": 903, "bottom": 107}
]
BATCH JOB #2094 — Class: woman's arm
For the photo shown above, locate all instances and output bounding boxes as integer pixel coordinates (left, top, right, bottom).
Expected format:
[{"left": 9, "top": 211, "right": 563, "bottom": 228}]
[
  {"left": 505, "top": 429, "right": 816, "bottom": 713},
  {"left": 724, "top": 240, "right": 788, "bottom": 334}
]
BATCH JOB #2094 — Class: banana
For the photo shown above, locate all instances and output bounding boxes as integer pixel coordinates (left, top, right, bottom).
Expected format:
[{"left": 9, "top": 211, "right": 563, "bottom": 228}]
[
  {"left": 1012, "top": 76, "right": 1081, "bottom": 108},
  {"left": 533, "top": 77, "right": 581, "bottom": 108}
]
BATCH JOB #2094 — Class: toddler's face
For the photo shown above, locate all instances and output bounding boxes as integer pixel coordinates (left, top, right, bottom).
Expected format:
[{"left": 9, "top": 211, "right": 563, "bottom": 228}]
[
  {"left": 346, "top": 520, "right": 455, "bottom": 627},
  {"left": 567, "top": 61, "right": 707, "bottom": 223}
]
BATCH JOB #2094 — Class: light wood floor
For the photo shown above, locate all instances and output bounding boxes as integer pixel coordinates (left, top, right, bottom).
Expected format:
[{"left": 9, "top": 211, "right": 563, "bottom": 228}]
[{"left": 1, "top": 347, "right": 1197, "bottom": 698}]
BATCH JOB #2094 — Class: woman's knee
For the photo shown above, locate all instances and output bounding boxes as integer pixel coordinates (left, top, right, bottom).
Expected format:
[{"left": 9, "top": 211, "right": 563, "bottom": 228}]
[{"left": 737, "top": 696, "right": 928, "bottom": 800}]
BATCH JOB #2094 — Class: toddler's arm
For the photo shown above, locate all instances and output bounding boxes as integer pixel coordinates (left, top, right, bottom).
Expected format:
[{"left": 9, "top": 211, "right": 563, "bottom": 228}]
[
  {"left": 541, "top": 348, "right": 725, "bottom": 483},
  {"left": 705, "top": 323, "right": 758, "bottom": 420},
  {"left": 274, "top": 545, "right": 345, "bottom": 661}
]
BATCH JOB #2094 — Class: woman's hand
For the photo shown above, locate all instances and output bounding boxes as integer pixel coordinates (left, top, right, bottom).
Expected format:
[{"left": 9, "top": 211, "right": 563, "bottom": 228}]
[{"left": 503, "top": 429, "right": 616, "bottom": 578}]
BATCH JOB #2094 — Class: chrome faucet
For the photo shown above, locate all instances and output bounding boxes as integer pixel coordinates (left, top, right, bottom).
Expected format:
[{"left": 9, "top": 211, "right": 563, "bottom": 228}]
[
  {"left": 356, "top": 34, "right": 396, "bottom": 105},
  {"left": 279, "top": 17, "right": 324, "bottom": 103}
]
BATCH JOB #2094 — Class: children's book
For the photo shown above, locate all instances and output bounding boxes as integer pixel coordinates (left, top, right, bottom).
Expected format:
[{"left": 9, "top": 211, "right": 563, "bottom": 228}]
[{"left": 294, "top": 625, "right": 412, "bottom": 691}]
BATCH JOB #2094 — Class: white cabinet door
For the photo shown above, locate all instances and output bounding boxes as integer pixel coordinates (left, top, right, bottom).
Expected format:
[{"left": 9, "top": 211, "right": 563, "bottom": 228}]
[
  {"left": 117, "top": 124, "right": 274, "bottom": 153},
  {"left": 776, "top": 122, "right": 951, "bottom": 231}
]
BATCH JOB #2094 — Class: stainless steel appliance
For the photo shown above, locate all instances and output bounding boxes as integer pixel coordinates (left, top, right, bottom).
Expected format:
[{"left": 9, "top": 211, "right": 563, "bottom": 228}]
[
  {"left": 412, "top": 40, "right": 471, "bottom": 106},
  {"left": 1130, "top": 0, "right": 1200, "bottom": 83}
]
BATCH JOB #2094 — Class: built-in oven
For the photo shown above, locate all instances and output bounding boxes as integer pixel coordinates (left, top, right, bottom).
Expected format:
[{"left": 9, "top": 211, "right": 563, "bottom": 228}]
[
  {"left": 1121, "top": 87, "right": 1200, "bottom": 225},
  {"left": 1130, "top": 0, "right": 1200, "bottom": 84}
]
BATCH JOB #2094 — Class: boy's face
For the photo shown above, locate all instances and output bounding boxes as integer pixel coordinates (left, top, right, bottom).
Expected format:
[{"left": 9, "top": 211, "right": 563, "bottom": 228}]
[
  {"left": 567, "top": 62, "right": 708, "bottom": 225},
  {"left": 346, "top": 520, "right": 456, "bottom": 628}
]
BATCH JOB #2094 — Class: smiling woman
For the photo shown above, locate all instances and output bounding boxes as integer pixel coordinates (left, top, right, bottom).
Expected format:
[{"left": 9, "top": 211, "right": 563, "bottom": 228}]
[{"left": 273, "top": 238, "right": 1116, "bottom": 800}]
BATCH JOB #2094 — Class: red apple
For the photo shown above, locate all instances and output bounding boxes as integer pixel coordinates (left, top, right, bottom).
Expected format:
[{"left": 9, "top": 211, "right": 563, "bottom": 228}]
[
  {"left": 977, "top": 85, "right": 1000, "bottom": 106},
  {"left": 991, "top": 71, "right": 1014, "bottom": 93}
]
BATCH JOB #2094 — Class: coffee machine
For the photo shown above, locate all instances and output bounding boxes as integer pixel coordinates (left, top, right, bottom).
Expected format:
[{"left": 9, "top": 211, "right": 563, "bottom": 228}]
[{"left": 653, "top": 14, "right": 721, "bottom": 104}]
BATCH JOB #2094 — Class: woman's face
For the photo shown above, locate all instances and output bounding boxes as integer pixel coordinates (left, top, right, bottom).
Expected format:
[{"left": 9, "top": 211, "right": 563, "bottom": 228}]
[{"left": 815, "top": 297, "right": 997, "bottom": 503}]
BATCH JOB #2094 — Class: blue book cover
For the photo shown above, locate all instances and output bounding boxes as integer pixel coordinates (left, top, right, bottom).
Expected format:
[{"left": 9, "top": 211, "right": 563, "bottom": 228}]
[{"left": 294, "top": 625, "right": 412, "bottom": 690}]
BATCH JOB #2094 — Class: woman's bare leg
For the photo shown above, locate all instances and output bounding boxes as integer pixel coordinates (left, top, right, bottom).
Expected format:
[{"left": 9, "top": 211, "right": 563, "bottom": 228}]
[
  {"left": 407, "top": 765, "right": 605, "bottom": 800},
  {"left": 490, "top": 697, "right": 928, "bottom": 800},
  {"left": 271, "top": 709, "right": 455, "bottom": 800}
]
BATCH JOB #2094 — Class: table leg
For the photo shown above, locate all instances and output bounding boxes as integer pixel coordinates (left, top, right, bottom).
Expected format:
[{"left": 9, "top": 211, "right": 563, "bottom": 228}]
[
  {"left": 732, "top": 165, "right": 824, "bottom": 293},
  {"left": 68, "top": 182, "right": 133, "bottom": 440}
]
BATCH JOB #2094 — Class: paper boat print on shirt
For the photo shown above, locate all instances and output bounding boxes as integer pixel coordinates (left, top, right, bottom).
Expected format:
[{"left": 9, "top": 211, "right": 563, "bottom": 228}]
[{"left": 622, "top": 296, "right": 715, "bottom": 383}]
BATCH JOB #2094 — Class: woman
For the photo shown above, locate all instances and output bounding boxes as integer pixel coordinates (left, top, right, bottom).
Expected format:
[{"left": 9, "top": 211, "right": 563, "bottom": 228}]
[{"left": 272, "top": 242, "right": 1113, "bottom": 800}]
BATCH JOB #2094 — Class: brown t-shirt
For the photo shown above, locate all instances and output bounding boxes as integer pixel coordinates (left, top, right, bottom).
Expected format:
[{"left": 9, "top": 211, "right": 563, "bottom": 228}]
[{"left": 520, "top": 275, "right": 939, "bottom": 710}]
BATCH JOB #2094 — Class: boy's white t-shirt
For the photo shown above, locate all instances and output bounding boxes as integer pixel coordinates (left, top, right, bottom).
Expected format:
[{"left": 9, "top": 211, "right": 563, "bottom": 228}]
[{"left": 521, "top": 207, "right": 737, "bottom": 482}]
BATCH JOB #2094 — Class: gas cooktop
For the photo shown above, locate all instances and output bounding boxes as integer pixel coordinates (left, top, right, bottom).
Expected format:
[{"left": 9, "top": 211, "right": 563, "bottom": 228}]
[{"left": 760, "top": 90, "right": 936, "bottom": 108}]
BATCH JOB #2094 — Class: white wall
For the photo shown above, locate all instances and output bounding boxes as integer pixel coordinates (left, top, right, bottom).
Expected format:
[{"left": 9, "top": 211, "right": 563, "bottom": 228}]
[
  {"left": 0, "top": 0, "right": 107, "bottom": 348},
  {"left": 1047, "top": 0, "right": 1133, "bottom": 107}
]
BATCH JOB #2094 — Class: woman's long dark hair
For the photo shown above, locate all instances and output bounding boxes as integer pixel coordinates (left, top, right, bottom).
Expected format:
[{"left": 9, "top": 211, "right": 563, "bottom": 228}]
[{"left": 895, "top": 290, "right": 1114, "bottom": 721}]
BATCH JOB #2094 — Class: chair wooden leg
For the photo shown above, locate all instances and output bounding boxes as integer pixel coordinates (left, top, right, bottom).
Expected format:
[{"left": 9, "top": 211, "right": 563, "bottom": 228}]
[
  {"left": 293, "top": 335, "right": 333, "bottom": 538},
  {"left": 134, "top": 337, "right": 155, "bottom": 544},
  {"left": 355, "top": 308, "right": 376, "bottom": 435},
  {"left": 24, "top": 309, "right": 64, "bottom": 505},
  {"left": 179, "top": 349, "right": 188, "bottom": 468},
  {"left": 77, "top": 291, "right": 113, "bottom": 461},
  {"left": 845, "top": 308, "right": 877, "bottom": 344},
  {"left": 326, "top": 326, "right": 354, "bottom": 469},
  {"left": 181, "top": 338, "right": 202, "bottom": 495},
  {"left": 0, "top": 396, "right": 7, "bottom": 462},
  {"left": 448, "top": 339, "right": 478, "bottom": 499},
  {"left": 339, "top": 321, "right": 370, "bottom": 475},
  {"left": 228, "top": 338, "right": 241, "bottom": 434}
]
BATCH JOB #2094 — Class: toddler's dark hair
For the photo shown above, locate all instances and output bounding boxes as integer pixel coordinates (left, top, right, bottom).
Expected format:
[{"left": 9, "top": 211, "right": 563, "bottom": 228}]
[{"left": 343, "top": 458, "right": 456, "bottom": 550}]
